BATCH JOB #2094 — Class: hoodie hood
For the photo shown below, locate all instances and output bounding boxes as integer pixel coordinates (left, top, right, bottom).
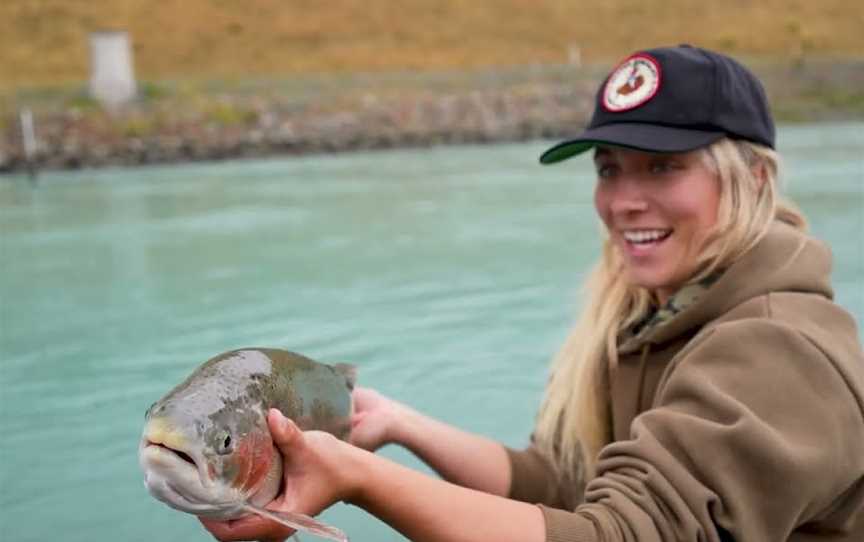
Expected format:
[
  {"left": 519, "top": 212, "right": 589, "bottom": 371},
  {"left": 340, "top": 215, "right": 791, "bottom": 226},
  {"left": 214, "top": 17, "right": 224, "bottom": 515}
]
[{"left": 619, "top": 220, "right": 833, "bottom": 355}]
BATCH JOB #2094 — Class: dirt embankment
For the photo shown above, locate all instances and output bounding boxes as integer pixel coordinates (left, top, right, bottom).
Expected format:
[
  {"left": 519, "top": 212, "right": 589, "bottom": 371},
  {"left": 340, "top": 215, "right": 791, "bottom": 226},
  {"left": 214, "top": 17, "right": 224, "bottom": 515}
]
[
  {"left": 1, "top": 77, "right": 589, "bottom": 172},
  {"left": 3, "top": 0, "right": 862, "bottom": 86}
]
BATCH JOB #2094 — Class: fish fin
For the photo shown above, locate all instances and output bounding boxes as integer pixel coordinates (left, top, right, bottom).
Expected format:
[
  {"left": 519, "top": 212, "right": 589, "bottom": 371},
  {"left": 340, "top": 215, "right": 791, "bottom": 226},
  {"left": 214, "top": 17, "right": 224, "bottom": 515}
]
[
  {"left": 332, "top": 363, "right": 357, "bottom": 391},
  {"left": 242, "top": 503, "right": 348, "bottom": 542}
]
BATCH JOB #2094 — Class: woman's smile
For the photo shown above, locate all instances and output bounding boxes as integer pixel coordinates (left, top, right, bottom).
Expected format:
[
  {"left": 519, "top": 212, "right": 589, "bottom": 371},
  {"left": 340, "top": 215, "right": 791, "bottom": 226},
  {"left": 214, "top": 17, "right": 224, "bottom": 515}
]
[{"left": 620, "top": 228, "right": 673, "bottom": 250}]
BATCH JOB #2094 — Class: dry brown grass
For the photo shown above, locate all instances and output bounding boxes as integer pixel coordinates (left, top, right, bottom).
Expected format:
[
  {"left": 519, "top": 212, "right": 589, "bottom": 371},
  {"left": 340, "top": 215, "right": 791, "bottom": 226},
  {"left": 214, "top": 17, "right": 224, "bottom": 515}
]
[{"left": 1, "top": 0, "right": 862, "bottom": 87}]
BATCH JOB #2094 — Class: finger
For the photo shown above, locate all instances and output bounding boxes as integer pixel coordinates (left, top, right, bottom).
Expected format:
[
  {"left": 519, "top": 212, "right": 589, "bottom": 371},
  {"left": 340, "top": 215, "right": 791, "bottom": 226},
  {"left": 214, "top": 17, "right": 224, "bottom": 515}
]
[
  {"left": 267, "top": 408, "right": 302, "bottom": 455},
  {"left": 200, "top": 516, "right": 263, "bottom": 541},
  {"left": 200, "top": 515, "right": 294, "bottom": 541},
  {"left": 199, "top": 517, "right": 231, "bottom": 540}
]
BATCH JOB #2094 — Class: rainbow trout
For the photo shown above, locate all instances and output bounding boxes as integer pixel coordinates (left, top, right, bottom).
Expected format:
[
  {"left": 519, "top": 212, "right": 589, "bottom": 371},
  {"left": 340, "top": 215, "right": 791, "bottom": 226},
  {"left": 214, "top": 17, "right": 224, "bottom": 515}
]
[{"left": 139, "top": 348, "right": 355, "bottom": 541}]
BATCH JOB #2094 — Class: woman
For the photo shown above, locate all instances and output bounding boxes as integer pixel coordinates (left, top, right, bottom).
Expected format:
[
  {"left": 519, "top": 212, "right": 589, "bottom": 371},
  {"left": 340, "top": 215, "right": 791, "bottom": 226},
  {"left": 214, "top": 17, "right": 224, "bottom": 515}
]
[{"left": 202, "top": 45, "right": 864, "bottom": 541}]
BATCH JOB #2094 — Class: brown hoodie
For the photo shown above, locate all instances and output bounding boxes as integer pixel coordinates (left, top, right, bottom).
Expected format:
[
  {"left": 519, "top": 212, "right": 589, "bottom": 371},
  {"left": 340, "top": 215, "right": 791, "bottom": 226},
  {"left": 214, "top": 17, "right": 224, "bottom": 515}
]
[{"left": 507, "top": 221, "right": 864, "bottom": 541}]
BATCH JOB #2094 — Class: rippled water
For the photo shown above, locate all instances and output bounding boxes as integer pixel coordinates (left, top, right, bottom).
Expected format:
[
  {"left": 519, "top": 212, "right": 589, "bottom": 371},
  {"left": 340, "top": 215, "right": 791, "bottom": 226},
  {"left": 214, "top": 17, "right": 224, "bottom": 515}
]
[{"left": 1, "top": 123, "right": 862, "bottom": 541}]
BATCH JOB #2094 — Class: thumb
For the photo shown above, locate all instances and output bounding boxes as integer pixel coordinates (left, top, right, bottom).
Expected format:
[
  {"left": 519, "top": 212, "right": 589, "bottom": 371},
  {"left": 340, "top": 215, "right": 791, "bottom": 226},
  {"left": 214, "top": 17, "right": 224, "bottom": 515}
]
[{"left": 267, "top": 408, "right": 303, "bottom": 455}]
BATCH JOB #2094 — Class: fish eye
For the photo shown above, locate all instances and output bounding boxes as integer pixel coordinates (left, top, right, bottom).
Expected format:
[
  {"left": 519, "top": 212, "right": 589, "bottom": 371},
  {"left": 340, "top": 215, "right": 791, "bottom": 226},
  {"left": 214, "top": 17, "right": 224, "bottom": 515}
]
[{"left": 216, "top": 432, "right": 233, "bottom": 455}]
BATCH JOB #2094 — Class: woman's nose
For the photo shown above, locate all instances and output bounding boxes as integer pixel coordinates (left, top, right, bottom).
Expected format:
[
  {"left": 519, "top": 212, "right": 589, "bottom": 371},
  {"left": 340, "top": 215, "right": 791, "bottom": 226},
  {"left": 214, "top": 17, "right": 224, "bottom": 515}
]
[{"left": 608, "top": 179, "right": 649, "bottom": 215}]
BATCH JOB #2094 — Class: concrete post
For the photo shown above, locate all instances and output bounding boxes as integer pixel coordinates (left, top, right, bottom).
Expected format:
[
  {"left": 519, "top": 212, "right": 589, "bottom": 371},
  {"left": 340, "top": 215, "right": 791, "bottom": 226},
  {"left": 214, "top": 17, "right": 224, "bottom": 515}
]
[{"left": 89, "top": 30, "right": 137, "bottom": 110}]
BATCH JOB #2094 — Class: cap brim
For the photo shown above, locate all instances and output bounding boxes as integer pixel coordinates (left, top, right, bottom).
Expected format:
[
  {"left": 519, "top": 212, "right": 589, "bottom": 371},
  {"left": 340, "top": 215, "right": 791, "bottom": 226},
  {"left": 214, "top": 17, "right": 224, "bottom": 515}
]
[{"left": 539, "top": 124, "right": 725, "bottom": 164}]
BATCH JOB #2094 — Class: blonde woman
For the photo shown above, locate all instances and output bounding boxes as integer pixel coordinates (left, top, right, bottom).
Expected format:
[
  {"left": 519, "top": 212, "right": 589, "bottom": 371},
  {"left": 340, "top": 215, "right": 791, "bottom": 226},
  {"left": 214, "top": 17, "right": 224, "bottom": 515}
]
[{"left": 202, "top": 45, "right": 864, "bottom": 542}]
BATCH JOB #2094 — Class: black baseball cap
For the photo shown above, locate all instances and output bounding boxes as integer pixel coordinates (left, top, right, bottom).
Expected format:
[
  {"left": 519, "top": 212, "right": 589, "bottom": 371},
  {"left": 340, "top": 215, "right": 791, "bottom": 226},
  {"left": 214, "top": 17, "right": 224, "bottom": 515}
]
[{"left": 539, "top": 44, "right": 775, "bottom": 164}]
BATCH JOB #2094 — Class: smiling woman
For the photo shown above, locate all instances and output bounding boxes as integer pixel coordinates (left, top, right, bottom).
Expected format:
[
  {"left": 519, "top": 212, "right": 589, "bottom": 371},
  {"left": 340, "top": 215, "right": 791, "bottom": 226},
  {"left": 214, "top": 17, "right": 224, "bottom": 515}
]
[
  {"left": 200, "top": 45, "right": 864, "bottom": 542},
  {"left": 590, "top": 134, "right": 798, "bottom": 305},
  {"left": 537, "top": 134, "right": 809, "bottom": 493},
  {"left": 592, "top": 146, "right": 723, "bottom": 303}
]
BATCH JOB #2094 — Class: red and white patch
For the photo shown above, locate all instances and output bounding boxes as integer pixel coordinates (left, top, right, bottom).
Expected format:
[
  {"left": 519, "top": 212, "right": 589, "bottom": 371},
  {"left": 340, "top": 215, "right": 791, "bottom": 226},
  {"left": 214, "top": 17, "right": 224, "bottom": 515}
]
[{"left": 602, "top": 54, "right": 661, "bottom": 112}]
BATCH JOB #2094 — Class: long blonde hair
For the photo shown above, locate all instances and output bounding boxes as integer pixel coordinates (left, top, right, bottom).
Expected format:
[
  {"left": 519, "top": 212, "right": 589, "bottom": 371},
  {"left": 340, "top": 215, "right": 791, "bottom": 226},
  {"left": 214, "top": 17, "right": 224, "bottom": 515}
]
[{"left": 534, "top": 138, "right": 807, "bottom": 479}]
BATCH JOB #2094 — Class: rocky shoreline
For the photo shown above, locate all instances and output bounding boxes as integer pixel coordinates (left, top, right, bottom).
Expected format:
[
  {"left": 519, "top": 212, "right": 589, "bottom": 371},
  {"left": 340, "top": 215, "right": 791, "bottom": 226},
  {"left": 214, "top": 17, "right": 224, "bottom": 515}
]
[
  {"left": 1, "top": 83, "right": 595, "bottom": 173},
  {"left": 2, "top": 60, "right": 861, "bottom": 173}
]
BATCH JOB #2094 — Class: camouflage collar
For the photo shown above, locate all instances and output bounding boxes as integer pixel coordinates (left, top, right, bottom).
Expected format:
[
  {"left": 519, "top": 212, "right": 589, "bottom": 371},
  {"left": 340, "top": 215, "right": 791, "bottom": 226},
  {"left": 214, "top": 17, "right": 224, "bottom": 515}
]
[{"left": 619, "top": 272, "right": 724, "bottom": 351}]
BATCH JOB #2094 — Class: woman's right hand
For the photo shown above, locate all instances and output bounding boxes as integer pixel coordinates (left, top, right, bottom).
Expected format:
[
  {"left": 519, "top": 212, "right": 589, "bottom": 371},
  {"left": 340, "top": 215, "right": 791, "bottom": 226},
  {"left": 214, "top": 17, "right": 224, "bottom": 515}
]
[
  {"left": 201, "top": 409, "right": 363, "bottom": 542},
  {"left": 349, "top": 387, "right": 406, "bottom": 452}
]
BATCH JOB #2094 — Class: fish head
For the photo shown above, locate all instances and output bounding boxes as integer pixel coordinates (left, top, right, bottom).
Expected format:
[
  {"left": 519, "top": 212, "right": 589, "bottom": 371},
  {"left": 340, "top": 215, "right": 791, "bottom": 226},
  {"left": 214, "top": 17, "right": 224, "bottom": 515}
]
[{"left": 139, "top": 397, "right": 282, "bottom": 519}]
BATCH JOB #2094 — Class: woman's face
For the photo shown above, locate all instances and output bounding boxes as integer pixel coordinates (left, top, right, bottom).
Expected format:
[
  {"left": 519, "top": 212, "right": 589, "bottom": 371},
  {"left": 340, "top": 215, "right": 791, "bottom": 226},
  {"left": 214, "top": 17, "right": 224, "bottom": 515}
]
[{"left": 593, "top": 145, "right": 720, "bottom": 304}]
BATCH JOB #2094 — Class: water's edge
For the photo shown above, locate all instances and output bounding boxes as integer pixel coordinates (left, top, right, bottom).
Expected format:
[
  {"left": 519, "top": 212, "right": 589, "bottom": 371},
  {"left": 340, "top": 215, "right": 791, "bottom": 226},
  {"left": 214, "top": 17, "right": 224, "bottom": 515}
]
[{"left": 2, "top": 60, "right": 862, "bottom": 173}]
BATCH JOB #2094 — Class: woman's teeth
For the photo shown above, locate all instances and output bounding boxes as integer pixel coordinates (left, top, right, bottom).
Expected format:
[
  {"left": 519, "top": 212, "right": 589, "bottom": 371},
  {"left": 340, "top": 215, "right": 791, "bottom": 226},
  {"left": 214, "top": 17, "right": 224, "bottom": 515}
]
[{"left": 623, "top": 229, "right": 672, "bottom": 244}]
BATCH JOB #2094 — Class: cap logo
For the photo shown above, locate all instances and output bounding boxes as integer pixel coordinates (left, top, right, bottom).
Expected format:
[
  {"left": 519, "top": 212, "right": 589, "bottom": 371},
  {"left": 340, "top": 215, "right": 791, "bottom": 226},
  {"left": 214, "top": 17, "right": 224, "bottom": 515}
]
[{"left": 602, "top": 54, "right": 661, "bottom": 112}]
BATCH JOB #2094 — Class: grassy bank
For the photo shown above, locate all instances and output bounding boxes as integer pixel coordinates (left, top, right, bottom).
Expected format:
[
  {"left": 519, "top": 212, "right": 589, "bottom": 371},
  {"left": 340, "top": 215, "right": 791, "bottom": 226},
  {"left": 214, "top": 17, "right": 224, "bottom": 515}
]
[{"left": 1, "top": 0, "right": 862, "bottom": 87}]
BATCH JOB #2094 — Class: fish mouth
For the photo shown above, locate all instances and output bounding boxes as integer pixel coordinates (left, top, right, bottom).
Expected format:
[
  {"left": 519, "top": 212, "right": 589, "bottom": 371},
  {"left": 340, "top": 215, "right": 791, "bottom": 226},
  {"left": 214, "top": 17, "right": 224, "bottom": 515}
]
[
  {"left": 140, "top": 438, "right": 240, "bottom": 517},
  {"left": 145, "top": 440, "right": 197, "bottom": 467},
  {"left": 140, "top": 437, "right": 209, "bottom": 490},
  {"left": 143, "top": 468, "right": 242, "bottom": 519},
  {"left": 140, "top": 417, "right": 211, "bottom": 492}
]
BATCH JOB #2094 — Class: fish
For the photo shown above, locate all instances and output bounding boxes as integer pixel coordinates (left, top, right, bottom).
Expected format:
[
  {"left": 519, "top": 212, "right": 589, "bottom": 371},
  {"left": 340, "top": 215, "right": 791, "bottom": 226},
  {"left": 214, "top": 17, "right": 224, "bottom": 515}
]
[{"left": 139, "top": 348, "right": 355, "bottom": 541}]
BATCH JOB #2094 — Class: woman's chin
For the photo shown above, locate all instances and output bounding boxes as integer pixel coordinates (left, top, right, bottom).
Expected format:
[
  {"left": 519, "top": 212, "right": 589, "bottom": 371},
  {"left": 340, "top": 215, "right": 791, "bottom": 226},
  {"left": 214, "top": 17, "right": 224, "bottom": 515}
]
[{"left": 622, "top": 269, "right": 679, "bottom": 297}]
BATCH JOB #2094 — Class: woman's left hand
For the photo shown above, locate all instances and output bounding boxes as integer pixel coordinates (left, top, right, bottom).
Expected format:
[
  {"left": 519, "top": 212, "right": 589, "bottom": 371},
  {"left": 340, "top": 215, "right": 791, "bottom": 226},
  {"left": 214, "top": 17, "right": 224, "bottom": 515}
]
[{"left": 200, "top": 409, "right": 360, "bottom": 542}]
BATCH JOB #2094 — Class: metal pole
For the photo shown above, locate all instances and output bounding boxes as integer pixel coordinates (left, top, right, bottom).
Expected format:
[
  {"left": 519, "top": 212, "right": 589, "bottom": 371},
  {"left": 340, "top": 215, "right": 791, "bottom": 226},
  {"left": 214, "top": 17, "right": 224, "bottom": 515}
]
[{"left": 19, "top": 107, "right": 38, "bottom": 182}]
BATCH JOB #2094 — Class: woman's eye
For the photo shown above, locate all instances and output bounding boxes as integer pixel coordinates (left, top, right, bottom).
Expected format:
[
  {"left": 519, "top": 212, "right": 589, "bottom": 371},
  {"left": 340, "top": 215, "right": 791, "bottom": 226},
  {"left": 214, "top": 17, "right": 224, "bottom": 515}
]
[
  {"left": 650, "top": 161, "right": 678, "bottom": 174},
  {"left": 596, "top": 164, "right": 617, "bottom": 178}
]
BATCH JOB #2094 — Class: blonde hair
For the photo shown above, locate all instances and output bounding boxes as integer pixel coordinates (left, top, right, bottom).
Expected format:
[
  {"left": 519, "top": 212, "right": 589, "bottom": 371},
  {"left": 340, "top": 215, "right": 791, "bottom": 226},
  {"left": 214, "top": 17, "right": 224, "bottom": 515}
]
[{"left": 534, "top": 138, "right": 806, "bottom": 479}]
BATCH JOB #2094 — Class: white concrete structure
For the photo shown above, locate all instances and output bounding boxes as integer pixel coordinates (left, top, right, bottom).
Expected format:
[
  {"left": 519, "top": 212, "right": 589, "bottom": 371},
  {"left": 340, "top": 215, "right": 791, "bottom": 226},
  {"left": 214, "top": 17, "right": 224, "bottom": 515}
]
[{"left": 89, "top": 31, "right": 137, "bottom": 109}]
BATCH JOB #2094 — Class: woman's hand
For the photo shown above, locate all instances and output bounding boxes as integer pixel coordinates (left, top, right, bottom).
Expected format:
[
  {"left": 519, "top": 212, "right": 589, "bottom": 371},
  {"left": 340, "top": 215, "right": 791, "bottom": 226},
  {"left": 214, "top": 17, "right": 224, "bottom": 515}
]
[
  {"left": 350, "top": 386, "right": 511, "bottom": 495},
  {"left": 349, "top": 387, "right": 406, "bottom": 452},
  {"left": 200, "top": 409, "right": 360, "bottom": 542}
]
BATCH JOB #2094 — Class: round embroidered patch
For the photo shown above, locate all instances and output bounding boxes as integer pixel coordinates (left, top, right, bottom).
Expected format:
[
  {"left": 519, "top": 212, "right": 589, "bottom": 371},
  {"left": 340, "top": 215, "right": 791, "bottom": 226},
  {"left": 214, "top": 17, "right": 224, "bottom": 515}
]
[{"left": 602, "top": 54, "right": 661, "bottom": 112}]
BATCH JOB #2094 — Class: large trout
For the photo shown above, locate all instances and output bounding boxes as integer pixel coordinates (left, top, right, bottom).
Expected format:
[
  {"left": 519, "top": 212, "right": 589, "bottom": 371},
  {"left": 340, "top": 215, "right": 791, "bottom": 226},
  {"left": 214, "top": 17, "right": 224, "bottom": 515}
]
[{"left": 139, "top": 348, "right": 355, "bottom": 541}]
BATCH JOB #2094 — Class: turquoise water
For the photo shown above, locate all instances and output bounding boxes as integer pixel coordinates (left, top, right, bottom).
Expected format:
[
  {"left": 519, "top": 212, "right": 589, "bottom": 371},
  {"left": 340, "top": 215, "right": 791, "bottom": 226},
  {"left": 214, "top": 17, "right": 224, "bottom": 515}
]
[{"left": 1, "top": 123, "right": 862, "bottom": 541}]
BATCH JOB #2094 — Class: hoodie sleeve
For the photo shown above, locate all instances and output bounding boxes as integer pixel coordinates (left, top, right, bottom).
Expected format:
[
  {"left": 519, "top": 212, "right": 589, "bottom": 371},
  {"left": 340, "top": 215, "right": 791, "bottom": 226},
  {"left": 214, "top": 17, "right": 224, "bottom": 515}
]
[
  {"left": 541, "top": 319, "right": 864, "bottom": 542},
  {"left": 506, "top": 442, "right": 584, "bottom": 509}
]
